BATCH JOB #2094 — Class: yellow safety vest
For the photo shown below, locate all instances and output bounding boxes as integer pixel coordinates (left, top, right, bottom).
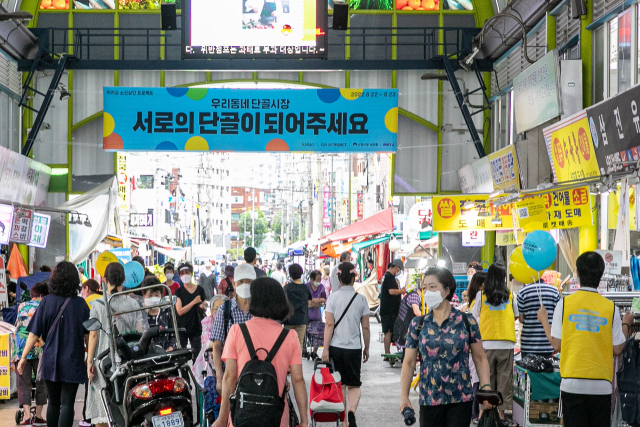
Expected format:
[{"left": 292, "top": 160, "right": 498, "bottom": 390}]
[
  {"left": 479, "top": 291, "right": 516, "bottom": 342},
  {"left": 560, "top": 290, "right": 614, "bottom": 382}
]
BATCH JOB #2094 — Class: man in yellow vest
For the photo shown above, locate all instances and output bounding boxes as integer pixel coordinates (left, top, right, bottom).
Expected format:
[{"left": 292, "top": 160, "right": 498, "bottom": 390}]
[{"left": 538, "top": 251, "right": 632, "bottom": 427}]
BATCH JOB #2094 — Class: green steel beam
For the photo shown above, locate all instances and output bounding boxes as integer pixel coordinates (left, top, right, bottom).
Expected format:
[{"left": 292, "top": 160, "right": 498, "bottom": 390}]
[{"left": 580, "top": 1, "right": 592, "bottom": 109}]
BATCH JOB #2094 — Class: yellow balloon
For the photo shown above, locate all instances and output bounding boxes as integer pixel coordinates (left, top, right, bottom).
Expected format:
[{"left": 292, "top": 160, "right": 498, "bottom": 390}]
[
  {"left": 96, "top": 251, "right": 118, "bottom": 276},
  {"left": 509, "top": 246, "right": 540, "bottom": 284}
]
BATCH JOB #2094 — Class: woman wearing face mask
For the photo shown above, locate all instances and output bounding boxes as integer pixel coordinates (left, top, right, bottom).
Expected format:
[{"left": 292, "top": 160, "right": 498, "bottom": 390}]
[
  {"left": 81, "top": 279, "right": 102, "bottom": 309},
  {"left": 470, "top": 264, "right": 518, "bottom": 423},
  {"left": 141, "top": 276, "right": 176, "bottom": 351},
  {"left": 175, "top": 262, "right": 206, "bottom": 363},
  {"left": 163, "top": 263, "right": 179, "bottom": 295},
  {"left": 306, "top": 270, "right": 326, "bottom": 359},
  {"left": 400, "top": 267, "right": 492, "bottom": 427}
]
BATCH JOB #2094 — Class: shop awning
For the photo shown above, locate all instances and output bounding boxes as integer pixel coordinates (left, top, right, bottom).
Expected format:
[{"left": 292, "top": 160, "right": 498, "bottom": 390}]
[
  {"left": 321, "top": 236, "right": 367, "bottom": 258},
  {"left": 323, "top": 208, "right": 394, "bottom": 243},
  {"left": 154, "top": 246, "right": 187, "bottom": 261},
  {"left": 393, "top": 230, "right": 438, "bottom": 241},
  {"left": 351, "top": 235, "right": 391, "bottom": 252}
]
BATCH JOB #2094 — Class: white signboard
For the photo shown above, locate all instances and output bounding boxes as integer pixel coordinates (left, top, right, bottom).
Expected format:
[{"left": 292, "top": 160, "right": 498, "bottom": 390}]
[
  {"left": 458, "top": 164, "right": 476, "bottom": 194},
  {"left": 0, "top": 205, "right": 14, "bottom": 246},
  {"left": 407, "top": 201, "right": 432, "bottom": 236},
  {"left": 10, "top": 209, "right": 32, "bottom": 244},
  {"left": 452, "top": 262, "right": 467, "bottom": 275},
  {"left": 462, "top": 230, "right": 485, "bottom": 247},
  {"left": 595, "top": 249, "right": 622, "bottom": 275},
  {"left": 472, "top": 157, "right": 494, "bottom": 193},
  {"left": 28, "top": 213, "right": 51, "bottom": 249},
  {"left": 512, "top": 50, "right": 562, "bottom": 133},
  {"left": 129, "top": 213, "right": 154, "bottom": 227}
]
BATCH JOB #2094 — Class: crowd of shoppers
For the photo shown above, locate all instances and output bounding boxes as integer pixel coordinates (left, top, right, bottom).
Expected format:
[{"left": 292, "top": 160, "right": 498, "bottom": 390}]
[{"left": 7, "top": 245, "right": 635, "bottom": 427}]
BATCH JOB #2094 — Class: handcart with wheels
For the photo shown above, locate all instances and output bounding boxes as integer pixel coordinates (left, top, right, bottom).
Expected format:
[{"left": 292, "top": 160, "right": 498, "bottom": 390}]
[{"left": 309, "top": 359, "right": 344, "bottom": 427}]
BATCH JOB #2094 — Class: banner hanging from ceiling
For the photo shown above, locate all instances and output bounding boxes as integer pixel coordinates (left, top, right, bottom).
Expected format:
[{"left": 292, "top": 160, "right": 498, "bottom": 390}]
[
  {"left": 432, "top": 195, "right": 515, "bottom": 232},
  {"left": 586, "top": 83, "right": 640, "bottom": 175},
  {"left": 543, "top": 111, "right": 600, "bottom": 183},
  {"left": 103, "top": 88, "right": 398, "bottom": 153},
  {"left": 515, "top": 186, "right": 593, "bottom": 232}
]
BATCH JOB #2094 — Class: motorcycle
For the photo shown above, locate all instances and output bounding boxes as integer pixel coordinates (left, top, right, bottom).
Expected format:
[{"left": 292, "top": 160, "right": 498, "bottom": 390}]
[{"left": 83, "top": 284, "right": 202, "bottom": 427}]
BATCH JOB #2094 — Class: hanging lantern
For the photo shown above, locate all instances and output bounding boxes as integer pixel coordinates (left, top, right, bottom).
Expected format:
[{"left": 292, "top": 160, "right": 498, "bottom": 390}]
[{"left": 389, "top": 237, "right": 401, "bottom": 252}]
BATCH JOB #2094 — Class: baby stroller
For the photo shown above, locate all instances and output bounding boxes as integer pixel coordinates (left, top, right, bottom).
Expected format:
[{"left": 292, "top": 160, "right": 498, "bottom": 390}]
[
  {"left": 201, "top": 348, "right": 220, "bottom": 426},
  {"left": 302, "top": 327, "right": 322, "bottom": 361},
  {"left": 309, "top": 359, "right": 345, "bottom": 427}
]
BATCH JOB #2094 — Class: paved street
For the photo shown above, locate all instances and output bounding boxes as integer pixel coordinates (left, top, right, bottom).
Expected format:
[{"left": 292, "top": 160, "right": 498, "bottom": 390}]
[{"left": 0, "top": 321, "right": 418, "bottom": 427}]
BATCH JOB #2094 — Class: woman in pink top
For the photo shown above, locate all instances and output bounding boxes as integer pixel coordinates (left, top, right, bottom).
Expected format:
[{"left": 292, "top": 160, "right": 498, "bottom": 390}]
[{"left": 214, "top": 277, "right": 309, "bottom": 427}]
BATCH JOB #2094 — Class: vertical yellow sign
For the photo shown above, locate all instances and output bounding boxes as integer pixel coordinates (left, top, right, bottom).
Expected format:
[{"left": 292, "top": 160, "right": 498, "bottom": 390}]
[{"left": 0, "top": 334, "right": 10, "bottom": 399}]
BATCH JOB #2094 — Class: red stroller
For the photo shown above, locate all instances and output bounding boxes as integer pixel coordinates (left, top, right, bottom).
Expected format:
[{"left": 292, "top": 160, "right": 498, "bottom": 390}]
[{"left": 309, "top": 359, "right": 345, "bottom": 427}]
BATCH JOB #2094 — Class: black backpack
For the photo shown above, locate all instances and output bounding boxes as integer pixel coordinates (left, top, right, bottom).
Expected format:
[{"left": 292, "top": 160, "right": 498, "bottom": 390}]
[{"left": 229, "top": 324, "right": 289, "bottom": 427}]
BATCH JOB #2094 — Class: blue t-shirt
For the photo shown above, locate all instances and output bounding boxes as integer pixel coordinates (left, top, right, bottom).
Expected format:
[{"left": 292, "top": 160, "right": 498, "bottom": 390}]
[{"left": 27, "top": 294, "right": 90, "bottom": 383}]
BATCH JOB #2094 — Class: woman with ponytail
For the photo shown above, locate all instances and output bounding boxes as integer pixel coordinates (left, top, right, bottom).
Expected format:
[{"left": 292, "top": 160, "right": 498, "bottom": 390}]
[{"left": 322, "top": 262, "right": 370, "bottom": 427}]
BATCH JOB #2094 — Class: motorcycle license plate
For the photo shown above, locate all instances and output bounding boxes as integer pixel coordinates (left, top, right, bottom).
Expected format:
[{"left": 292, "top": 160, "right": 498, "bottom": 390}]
[{"left": 152, "top": 412, "right": 184, "bottom": 427}]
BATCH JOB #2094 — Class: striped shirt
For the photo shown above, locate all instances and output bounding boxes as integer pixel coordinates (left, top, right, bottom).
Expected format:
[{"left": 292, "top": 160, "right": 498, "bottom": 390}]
[{"left": 516, "top": 283, "right": 560, "bottom": 354}]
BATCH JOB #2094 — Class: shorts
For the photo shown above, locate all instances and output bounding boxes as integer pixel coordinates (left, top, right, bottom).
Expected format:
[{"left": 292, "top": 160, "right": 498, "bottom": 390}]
[
  {"left": 381, "top": 314, "right": 397, "bottom": 334},
  {"left": 329, "top": 346, "right": 362, "bottom": 387}
]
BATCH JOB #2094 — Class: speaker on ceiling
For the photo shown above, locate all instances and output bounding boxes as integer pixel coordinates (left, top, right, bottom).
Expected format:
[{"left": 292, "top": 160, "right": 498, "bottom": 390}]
[
  {"left": 570, "top": 0, "right": 587, "bottom": 18},
  {"left": 161, "top": 3, "right": 177, "bottom": 31},
  {"left": 332, "top": 1, "right": 348, "bottom": 31}
]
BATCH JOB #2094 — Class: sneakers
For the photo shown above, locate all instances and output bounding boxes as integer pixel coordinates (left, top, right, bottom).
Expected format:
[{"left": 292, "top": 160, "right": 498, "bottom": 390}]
[
  {"left": 33, "top": 417, "right": 47, "bottom": 426},
  {"left": 348, "top": 411, "right": 357, "bottom": 427}
]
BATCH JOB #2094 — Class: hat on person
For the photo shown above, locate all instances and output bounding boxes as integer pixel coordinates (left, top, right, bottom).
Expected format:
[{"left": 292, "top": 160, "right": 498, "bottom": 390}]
[
  {"left": 235, "top": 263, "right": 257, "bottom": 282},
  {"left": 224, "top": 265, "right": 235, "bottom": 278},
  {"left": 391, "top": 259, "right": 404, "bottom": 270},
  {"left": 205, "top": 262, "right": 213, "bottom": 271}
]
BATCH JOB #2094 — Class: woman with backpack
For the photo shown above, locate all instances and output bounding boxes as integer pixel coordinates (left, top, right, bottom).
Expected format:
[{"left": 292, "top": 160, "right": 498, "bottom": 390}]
[
  {"left": 470, "top": 263, "right": 518, "bottom": 423},
  {"left": 392, "top": 280, "right": 424, "bottom": 349},
  {"left": 399, "top": 267, "right": 493, "bottom": 427},
  {"left": 213, "top": 277, "right": 309, "bottom": 427}
]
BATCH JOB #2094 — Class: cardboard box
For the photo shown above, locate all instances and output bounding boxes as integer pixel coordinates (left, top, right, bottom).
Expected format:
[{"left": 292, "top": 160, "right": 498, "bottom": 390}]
[{"left": 529, "top": 402, "right": 562, "bottom": 425}]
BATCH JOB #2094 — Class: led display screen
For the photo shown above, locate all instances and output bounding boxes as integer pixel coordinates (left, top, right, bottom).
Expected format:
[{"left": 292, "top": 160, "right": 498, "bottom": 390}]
[{"left": 183, "top": 0, "right": 328, "bottom": 58}]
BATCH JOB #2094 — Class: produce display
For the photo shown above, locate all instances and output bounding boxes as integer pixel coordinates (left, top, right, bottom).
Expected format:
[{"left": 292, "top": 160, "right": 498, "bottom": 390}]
[
  {"left": 396, "top": 0, "right": 438, "bottom": 10},
  {"left": 118, "top": 0, "right": 161, "bottom": 9},
  {"left": 40, "top": 0, "right": 69, "bottom": 9}
]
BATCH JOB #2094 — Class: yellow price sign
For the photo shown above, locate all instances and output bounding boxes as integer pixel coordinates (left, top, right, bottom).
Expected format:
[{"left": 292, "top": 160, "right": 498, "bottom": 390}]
[
  {"left": 432, "top": 195, "right": 515, "bottom": 232},
  {"left": 516, "top": 186, "right": 593, "bottom": 232},
  {"left": 0, "top": 334, "right": 9, "bottom": 399}
]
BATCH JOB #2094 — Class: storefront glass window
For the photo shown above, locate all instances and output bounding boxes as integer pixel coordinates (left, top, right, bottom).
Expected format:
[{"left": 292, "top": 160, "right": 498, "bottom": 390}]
[
  {"left": 618, "top": 10, "right": 632, "bottom": 94},
  {"left": 594, "top": 26, "right": 605, "bottom": 104},
  {"left": 609, "top": 17, "right": 619, "bottom": 97}
]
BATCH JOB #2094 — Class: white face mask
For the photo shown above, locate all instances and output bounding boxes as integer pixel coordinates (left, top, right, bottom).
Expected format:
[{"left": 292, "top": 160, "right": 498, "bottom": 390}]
[
  {"left": 236, "top": 283, "right": 251, "bottom": 299},
  {"left": 180, "top": 274, "right": 192, "bottom": 284},
  {"left": 424, "top": 290, "right": 444, "bottom": 310},
  {"left": 314, "top": 281, "right": 321, "bottom": 287},
  {"left": 165, "top": 273, "right": 174, "bottom": 280},
  {"left": 467, "top": 274, "right": 474, "bottom": 282},
  {"left": 144, "top": 296, "right": 161, "bottom": 307}
]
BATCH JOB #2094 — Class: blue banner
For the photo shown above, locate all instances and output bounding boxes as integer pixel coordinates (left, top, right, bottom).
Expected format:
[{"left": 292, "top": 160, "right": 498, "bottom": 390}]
[{"left": 103, "top": 88, "right": 398, "bottom": 152}]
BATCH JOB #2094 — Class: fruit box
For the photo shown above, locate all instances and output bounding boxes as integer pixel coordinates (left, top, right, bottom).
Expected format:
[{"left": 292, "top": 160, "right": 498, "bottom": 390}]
[{"left": 528, "top": 402, "right": 562, "bottom": 425}]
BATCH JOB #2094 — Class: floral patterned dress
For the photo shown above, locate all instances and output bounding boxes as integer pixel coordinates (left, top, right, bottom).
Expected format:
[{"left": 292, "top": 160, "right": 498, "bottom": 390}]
[
  {"left": 13, "top": 300, "right": 43, "bottom": 362},
  {"left": 192, "top": 315, "right": 215, "bottom": 387},
  {"left": 405, "top": 308, "right": 481, "bottom": 407}
]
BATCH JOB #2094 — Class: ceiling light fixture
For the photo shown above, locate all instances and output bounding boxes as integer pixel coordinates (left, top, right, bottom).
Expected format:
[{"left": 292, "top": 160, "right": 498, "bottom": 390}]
[
  {"left": 84, "top": 216, "right": 92, "bottom": 227},
  {"left": 58, "top": 84, "right": 71, "bottom": 101}
]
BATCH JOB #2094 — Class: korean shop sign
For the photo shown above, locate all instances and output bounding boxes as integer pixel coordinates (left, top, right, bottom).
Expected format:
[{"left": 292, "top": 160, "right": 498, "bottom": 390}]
[
  {"left": 516, "top": 186, "right": 592, "bottom": 232},
  {"left": 103, "top": 88, "right": 398, "bottom": 153},
  {"left": 432, "top": 195, "right": 515, "bottom": 232},
  {"left": 586, "top": 83, "right": 640, "bottom": 175},
  {"left": 496, "top": 230, "right": 524, "bottom": 246},
  {"left": 10, "top": 209, "right": 32, "bottom": 244},
  {"left": 28, "top": 213, "right": 51, "bottom": 249},
  {"left": 543, "top": 111, "right": 600, "bottom": 183},
  {"left": 487, "top": 145, "right": 520, "bottom": 191}
]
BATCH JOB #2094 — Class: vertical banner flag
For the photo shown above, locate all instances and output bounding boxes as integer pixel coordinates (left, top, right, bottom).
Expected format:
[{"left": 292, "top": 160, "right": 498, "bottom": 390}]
[
  {"left": 323, "top": 186, "right": 331, "bottom": 228},
  {"left": 543, "top": 111, "right": 600, "bottom": 183},
  {"left": 0, "top": 334, "right": 9, "bottom": 399},
  {"left": 586, "top": 83, "right": 640, "bottom": 175},
  {"left": 487, "top": 145, "right": 520, "bottom": 191},
  {"left": 103, "top": 88, "right": 398, "bottom": 152},
  {"left": 516, "top": 186, "right": 593, "bottom": 232},
  {"left": 117, "top": 153, "right": 130, "bottom": 212}
]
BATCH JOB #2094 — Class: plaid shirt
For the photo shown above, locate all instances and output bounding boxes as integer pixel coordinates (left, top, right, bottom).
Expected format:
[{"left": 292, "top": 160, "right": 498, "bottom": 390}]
[{"left": 210, "top": 298, "right": 252, "bottom": 344}]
